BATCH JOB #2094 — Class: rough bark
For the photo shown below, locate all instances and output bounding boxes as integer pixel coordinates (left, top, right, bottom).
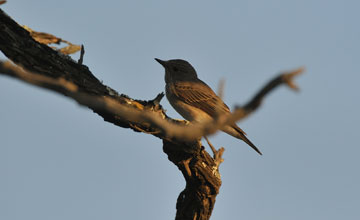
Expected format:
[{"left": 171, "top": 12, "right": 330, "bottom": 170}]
[{"left": 0, "top": 9, "right": 302, "bottom": 220}]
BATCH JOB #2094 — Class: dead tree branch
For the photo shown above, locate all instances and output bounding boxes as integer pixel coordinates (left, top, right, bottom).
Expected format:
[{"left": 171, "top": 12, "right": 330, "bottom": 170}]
[
  {"left": 0, "top": 8, "right": 302, "bottom": 220},
  {"left": 0, "top": 60, "right": 275, "bottom": 143},
  {"left": 235, "top": 67, "right": 304, "bottom": 120}
]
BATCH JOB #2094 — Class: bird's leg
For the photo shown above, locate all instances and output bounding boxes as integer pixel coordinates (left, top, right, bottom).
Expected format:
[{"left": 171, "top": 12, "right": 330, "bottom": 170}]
[
  {"left": 204, "top": 136, "right": 225, "bottom": 168},
  {"left": 204, "top": 136, "right": 217, "bottom": 156}
]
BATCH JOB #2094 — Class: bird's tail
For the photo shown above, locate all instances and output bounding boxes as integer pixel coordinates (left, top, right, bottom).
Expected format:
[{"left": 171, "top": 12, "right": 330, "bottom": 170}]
[{"left": 231, "top": 125, "right": 262, "bottom": 155}]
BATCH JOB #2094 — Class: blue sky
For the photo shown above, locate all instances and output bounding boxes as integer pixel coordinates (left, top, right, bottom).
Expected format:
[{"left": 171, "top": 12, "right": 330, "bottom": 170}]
[{"left": 1, "top": 1, "right": 359, "bottom": 219}]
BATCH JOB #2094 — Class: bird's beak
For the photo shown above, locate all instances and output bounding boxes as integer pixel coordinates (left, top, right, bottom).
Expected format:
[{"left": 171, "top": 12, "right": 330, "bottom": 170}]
[{"left": 155, "top": 58, "right": 167, "bottom": 68}]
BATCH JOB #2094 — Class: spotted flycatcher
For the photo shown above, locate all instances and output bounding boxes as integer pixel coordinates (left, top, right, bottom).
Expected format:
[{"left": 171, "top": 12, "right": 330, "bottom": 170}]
[{"left": 155, "top": 58, "right": 262, "bottom": 155}]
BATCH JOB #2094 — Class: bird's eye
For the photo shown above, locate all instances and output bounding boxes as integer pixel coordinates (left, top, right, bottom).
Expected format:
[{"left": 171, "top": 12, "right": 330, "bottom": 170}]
[{"left": 172, "top": 67, "right": 178, "bottom": 72}]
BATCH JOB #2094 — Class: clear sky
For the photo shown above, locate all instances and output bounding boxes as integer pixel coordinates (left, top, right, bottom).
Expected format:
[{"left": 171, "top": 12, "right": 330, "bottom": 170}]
[{"left": 1, "top": 1, "right": 359, "bottom": 219}]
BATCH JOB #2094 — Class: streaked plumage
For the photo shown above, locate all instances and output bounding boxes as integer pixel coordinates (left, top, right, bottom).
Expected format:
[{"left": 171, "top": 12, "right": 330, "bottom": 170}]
[{"left": 156, "top": 58, "right": 262, "bottom": 155}]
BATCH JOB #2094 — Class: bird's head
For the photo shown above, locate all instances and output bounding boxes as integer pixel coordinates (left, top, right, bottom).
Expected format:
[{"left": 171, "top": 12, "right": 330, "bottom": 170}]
[{"left": 155, "top": 58, "right": 198, "bottom": 83}]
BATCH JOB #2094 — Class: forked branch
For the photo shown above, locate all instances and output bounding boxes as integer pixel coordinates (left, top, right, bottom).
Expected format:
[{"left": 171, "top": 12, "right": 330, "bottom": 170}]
[{"left": 0, "top": 8, "right": 302, "bottom": 220}]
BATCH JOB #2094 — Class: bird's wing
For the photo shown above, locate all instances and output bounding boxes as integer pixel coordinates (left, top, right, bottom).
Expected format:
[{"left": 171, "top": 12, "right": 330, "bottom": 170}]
[
  {"left": 171, "top": 81, "right": 262, "bottom": 155},
  {"left": 171, "top": 80, "right": 230, "bottom": 117}
]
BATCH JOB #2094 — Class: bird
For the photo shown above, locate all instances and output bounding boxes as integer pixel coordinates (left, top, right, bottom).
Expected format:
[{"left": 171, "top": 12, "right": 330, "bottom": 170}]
[{"left": 155, "top": 58, "right": 262, "bottom": 155}]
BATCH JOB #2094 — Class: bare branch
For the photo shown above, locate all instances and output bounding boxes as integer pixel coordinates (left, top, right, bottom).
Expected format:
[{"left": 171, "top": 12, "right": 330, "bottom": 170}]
[
  {"left": 78, "top": 44, "right": 85, "bottom": 64},
  {"left": 0, "top": 60, "right": 266, "bottom": 142},
  {"left": 235, "top": 67, "right": 305, "bottom": 120},
  {"left": 22, "top": 25, "right": 81, "bottom": 54},
  {"left": 0, "top": 8, "right": 303, "bottom": 220},
  {"left": 217, "top": 78, "right": 225, "bottom": 99}
]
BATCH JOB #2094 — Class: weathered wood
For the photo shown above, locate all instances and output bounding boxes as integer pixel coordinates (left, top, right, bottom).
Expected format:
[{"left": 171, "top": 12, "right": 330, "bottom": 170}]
[
  {"left": 0, "top": 9, "right": 222, "bottom": 219},
  {"left": 0, "top": 8, "right": 302, "bottom": 219}
]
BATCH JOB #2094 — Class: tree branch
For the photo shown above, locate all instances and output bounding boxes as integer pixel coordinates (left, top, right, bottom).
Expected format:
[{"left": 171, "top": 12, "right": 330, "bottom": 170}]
[
  {"left": 0, "top": 60, "right": 265, "bottom": 143},
  {"left": 0, "top": 8, "right": 302, "bottom": 220},
  {"left": 235, "top": 67, "right": 304, "bottom": 120}
]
